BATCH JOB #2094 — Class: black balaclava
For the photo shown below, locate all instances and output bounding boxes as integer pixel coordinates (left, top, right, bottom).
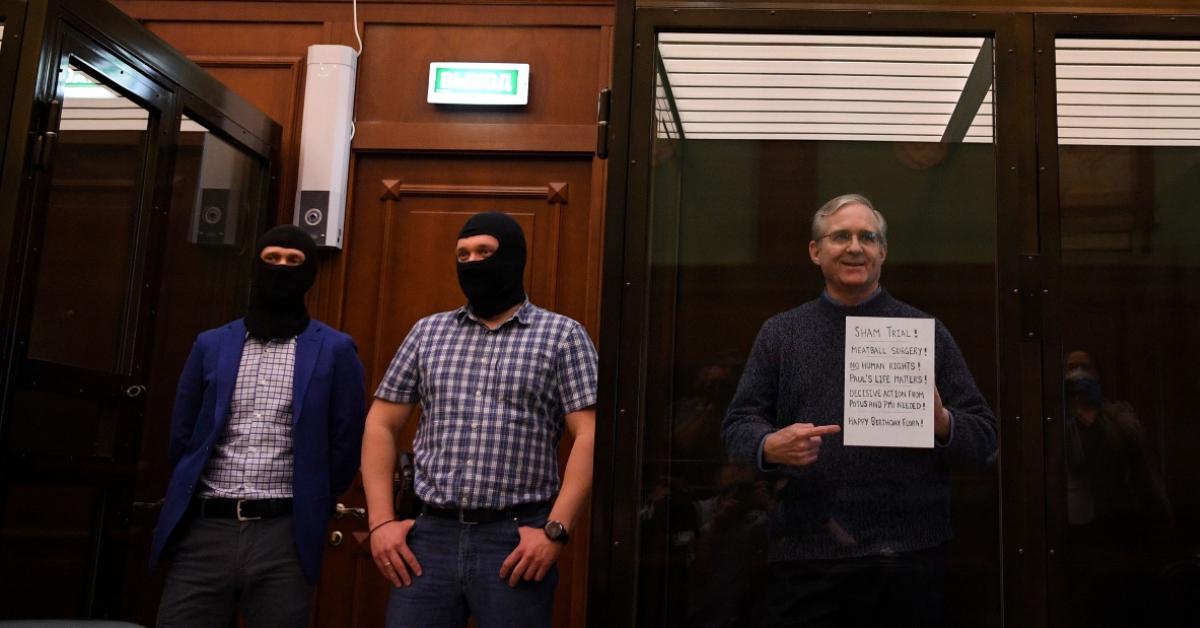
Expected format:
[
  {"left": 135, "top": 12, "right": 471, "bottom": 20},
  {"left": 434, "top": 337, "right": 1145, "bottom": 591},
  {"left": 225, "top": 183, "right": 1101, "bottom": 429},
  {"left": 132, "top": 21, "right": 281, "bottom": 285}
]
[
  {"left": 245, "top": 225, "right": 318, "bottom": 340},
  {"left": 456, "top": 212, "right": 527, "bottom": 319}
]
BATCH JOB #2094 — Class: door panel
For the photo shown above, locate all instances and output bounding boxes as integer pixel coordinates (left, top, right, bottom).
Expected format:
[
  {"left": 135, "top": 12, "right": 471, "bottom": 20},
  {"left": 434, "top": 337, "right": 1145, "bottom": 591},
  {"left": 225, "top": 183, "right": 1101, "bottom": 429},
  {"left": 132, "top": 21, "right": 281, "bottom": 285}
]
[
  {"left": 601, "top": 9, "right": 1031, "bottom": 628},
  {"left": 640, "top": 28, "right": 1003, "bottom": 628},
  {"left": 324, "top": 152, "right": 596, "bottom": 628},
  {"left": 120, "top": 111, "right": 270, "bottom": 623},
  {"left": 1037, "top": 20, "right": 1200, "bottom": 628},
  {"left": 0, "top": 31, "right": 166, "bottom": 618},
  {"left": 26, "top": 62, "right": 150, "bottom": 372},
  {"left": 0, "top": 0, "right": 280, "bottom": 622}
]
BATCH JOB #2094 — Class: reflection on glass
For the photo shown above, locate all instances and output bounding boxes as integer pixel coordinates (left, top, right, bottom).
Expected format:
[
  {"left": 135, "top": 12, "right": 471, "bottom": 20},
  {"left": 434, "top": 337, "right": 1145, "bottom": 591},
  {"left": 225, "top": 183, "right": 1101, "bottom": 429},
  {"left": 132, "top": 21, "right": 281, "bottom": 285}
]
[
  {"left": 1056, "top": 38, "right": 1200, "bottom": 628},
  {"left": 639, "top": 33, "right": 1000, "bottom": 628},
  {"left": 26, "top": 63, "right": 149, "bottom": 372},
  {"left": 138, "top": 113, "right": 265, "bottom": 466},
  {"left": 1, "top": 23, "right": 6, "bottom": 53},
  {"left": 154, "top": 113, "right": 262, "bottom": 344}
]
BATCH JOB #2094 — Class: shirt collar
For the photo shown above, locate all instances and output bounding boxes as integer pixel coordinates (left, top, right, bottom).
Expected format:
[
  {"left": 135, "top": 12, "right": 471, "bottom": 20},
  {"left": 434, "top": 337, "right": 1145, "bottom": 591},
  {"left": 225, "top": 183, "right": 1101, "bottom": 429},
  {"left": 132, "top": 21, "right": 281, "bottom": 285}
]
[
  {"left": 454, "top": 299, "right": 534, "bottom": 329},
  {"left": 243, "top": 331, "right": 297, "bottom": 345}
]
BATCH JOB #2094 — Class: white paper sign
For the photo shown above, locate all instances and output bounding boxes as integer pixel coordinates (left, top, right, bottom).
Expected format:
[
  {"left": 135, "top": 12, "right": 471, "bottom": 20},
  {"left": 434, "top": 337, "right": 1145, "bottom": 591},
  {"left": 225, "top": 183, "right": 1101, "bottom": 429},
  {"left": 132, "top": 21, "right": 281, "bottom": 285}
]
[{"left": 844, "top": 316, "right": 936, "bottom": 448}]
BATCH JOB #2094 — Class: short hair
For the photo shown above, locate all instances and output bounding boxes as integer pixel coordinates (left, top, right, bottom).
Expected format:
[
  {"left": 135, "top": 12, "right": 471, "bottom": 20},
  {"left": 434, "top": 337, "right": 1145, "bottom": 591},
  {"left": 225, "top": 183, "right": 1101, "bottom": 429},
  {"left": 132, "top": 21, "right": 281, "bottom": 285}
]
[{"left": 811, "top": 193, "right": 888, "bottom": 243}]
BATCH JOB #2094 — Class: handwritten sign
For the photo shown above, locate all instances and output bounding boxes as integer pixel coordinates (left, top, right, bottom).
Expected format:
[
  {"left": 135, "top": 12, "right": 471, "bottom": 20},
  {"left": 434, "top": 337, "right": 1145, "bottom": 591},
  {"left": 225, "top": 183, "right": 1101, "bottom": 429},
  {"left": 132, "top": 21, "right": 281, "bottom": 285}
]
[{"left": 844, "top": 316, "right": 936, "bottom": 448}]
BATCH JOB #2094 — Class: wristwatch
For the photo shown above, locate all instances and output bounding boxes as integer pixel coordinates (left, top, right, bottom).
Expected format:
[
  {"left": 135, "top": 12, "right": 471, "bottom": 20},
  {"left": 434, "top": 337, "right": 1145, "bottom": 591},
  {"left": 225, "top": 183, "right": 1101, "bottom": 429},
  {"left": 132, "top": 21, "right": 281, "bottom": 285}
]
[{"left": 543, "top": 519, "right": 569, "bottom": 544}]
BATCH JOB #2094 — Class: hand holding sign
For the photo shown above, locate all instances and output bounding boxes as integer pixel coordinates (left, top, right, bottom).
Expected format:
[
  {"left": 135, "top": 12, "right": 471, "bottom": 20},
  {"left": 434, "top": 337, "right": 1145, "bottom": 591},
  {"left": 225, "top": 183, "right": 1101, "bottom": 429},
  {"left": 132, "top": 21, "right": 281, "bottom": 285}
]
[
  {"left": 933, "top": 387, "right": 951, "bottom": 442},
  {"left": 764, "top": 423, "right": 842, "bottom": 467}
]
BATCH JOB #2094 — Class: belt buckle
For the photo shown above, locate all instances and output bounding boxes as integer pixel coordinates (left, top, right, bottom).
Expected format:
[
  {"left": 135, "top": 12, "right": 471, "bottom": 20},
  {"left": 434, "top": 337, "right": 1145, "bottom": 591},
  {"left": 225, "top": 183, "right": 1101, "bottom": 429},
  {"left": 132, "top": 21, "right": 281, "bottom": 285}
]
[{"left": 236, "top": 500, "right": 261, "bottom": 522}]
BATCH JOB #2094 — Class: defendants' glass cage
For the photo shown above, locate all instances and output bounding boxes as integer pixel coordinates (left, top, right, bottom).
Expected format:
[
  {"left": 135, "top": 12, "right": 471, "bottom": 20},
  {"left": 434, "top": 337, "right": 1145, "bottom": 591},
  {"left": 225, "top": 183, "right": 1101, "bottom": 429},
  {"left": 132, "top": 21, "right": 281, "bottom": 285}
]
[{"left": 593, "top": 7, "right": 1200, "bottom": 628}]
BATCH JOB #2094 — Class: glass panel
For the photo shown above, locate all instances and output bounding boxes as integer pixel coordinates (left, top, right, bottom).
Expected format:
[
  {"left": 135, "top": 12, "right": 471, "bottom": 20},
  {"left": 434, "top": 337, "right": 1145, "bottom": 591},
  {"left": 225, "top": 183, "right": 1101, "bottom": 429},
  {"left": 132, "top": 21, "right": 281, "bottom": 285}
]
[
  {"left": 1055, "top": 37, "right": 1200, "bottom": 628},
  {"left": 639, "top": 33, "right": 1000, "bottom": 627},
  {"left": 127, "top": 111, "right": 263, "bottom": 493},
  {"left": 138, "top": 111, "right": 264, "bottom": 483},
  {"left": 0, "top": 483, "right": 100, "bottom": 616},
  {"left": 25, "top": 63, "right": 150, "bottom": 372}
]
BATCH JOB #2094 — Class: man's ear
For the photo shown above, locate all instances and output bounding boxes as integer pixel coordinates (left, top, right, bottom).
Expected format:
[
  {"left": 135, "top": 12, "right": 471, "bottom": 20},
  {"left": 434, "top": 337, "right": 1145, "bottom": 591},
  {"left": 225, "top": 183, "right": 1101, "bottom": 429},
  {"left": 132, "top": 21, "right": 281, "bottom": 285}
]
[{"left": 808, "top": 240, "right": 821, "bottom": 266}]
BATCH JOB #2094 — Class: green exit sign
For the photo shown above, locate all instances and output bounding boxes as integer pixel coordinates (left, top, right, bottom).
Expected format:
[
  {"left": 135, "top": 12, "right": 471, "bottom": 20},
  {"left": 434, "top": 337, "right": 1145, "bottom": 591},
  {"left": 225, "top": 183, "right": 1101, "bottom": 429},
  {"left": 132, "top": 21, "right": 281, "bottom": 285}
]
[{"left": 427, "top": 62, "right": 530, "bottom": 105}]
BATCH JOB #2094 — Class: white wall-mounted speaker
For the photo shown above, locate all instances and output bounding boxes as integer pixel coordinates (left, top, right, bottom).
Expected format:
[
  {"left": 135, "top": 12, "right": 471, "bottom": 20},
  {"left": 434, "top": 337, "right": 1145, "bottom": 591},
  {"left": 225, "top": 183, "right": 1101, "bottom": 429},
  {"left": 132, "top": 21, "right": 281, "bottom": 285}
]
[{"left": 293, "top": 44, "right": 357, "bottom": 249}]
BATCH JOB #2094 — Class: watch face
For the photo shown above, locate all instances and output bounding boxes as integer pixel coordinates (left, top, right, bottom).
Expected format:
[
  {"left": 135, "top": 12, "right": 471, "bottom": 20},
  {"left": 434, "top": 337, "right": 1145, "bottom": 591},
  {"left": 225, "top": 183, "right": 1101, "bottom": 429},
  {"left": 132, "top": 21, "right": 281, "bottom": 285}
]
[{"left": 545, "top": 520, "right": 565, "bottom": 540}]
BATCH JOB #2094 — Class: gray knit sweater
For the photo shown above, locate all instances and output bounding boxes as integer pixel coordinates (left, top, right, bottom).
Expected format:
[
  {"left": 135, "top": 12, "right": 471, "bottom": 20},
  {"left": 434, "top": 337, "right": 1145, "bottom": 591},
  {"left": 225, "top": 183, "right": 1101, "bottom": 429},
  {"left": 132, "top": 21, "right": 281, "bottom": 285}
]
[{"left": 722, "top": 289, "right": 997, "bottom": 562}]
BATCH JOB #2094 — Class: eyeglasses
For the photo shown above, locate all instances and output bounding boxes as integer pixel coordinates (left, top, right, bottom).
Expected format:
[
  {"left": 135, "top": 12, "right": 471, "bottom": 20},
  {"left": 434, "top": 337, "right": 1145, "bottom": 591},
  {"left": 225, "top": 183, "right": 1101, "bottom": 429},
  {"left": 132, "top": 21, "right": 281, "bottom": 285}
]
[{"left": 817, "top": 229, "right": 884, "bottom": 248}]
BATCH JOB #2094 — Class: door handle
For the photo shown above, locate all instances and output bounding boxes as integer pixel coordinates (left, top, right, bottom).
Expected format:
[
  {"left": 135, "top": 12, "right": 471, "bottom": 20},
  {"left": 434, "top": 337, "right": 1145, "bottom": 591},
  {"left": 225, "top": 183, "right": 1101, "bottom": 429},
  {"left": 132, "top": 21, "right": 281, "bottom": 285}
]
[
  {"left": 124, "top": 385, "right": 147, "bottom": 398},
  {"left": 329, "top": 530, "right": 344, "bottom": 547},
  {"left": 335, "top": 503, "right": 365, "bottom": 519}
]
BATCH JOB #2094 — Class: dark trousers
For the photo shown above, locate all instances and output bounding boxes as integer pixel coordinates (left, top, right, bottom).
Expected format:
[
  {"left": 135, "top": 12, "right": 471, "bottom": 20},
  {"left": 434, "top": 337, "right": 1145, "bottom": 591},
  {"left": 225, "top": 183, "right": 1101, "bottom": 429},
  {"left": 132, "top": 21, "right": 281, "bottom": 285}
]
[
  {"left": 157, "top": 516, "right": 313, "bottom": 628},
  {"left": 762, "top": 546, "right": 946, "bottom": 628}
]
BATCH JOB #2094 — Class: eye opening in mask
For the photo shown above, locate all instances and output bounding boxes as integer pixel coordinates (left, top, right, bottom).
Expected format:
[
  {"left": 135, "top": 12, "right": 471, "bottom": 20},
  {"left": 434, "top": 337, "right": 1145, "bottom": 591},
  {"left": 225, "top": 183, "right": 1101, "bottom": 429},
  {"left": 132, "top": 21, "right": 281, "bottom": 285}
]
[
  {"left": 455, "top": 235, "right": 500, "bottom": 263},
  {"left": 260, "top": 245, "right": 307, "bottom": 266}
]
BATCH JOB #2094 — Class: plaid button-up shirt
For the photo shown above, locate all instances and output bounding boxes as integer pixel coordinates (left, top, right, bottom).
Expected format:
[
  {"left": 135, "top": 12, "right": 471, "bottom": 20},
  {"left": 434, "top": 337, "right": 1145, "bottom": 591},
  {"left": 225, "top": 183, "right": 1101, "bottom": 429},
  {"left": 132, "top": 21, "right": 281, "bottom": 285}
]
[
  {"left": 199, "top": 336, "right": 296, "bottom": 499},
  {"left": 376, "top": 301, "right": 598, "bottom": 509}
]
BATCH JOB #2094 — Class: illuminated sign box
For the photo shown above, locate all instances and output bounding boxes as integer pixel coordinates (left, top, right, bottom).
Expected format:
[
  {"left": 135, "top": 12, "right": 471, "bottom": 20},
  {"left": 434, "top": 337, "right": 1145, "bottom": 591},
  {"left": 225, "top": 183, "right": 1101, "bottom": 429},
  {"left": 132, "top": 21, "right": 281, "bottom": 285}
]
[{"left": 427, "top": 62, "right": 530, "bottom": 105}]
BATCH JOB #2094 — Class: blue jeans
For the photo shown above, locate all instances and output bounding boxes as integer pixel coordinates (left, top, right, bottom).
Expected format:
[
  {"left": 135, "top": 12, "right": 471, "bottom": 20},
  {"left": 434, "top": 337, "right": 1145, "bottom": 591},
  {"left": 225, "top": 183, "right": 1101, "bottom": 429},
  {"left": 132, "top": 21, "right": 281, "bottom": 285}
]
[{"left": 385, "top": 506, "right": 558, "bottom": 628}]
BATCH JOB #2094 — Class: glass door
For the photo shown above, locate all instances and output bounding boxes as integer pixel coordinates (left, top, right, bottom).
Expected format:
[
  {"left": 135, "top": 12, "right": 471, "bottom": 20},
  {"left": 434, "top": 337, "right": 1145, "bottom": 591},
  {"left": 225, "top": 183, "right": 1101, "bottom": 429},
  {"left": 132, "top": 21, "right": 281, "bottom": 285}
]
[
  {"left": 600, "top": 9, "right": 1031, "bottom": 628},
  {"left": 1036, "top": 14, "right": 1200, "bottom": 628},
  {"left": 0, "top": 28, "right": 169, "bottom": 617},
  {"left": 0, "top": 0, "right": 279, "bottom": 620}
]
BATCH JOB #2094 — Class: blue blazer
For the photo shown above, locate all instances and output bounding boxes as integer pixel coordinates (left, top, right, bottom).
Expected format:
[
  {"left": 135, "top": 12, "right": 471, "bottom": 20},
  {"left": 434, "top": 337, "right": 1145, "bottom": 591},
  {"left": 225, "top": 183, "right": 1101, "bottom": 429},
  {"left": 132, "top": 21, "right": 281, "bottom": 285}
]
[{"left": 149, "top": 319, "right": 366, "bottom": 583}]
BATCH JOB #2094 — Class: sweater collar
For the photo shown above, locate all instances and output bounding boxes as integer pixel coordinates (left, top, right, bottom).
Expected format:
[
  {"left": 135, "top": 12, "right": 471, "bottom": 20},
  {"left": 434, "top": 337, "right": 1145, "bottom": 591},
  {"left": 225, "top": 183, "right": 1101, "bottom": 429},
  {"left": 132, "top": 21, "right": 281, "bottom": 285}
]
[
  {"left": 819, "top": 286, "right": 892, "bottom": 317},
  {"left": 821, "top": 286, "right": 883, "bottom": 307}
]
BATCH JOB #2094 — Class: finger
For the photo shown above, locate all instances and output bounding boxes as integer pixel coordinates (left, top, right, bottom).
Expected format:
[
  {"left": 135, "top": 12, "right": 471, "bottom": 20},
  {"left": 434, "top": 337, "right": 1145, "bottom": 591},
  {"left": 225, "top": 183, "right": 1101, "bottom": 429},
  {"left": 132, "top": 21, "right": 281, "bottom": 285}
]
[
  {"left": 398, "top": 544, "right": 422, "bottom": 577},
  {"left": 508, "top": 556, "right": 532, "bottom": 588},
  {"left": 499, "top": 548, "right": 521, "bottom": 579},
  {"left": 387, "top": 549, "right": 413, "bottom": 587},
  {"left": 376, "top": 554, "right": 403, "bottom": 588},
  {"left": 803, "top": 425, "right": 842, "bottom": 437},
  {"left": 374, "top": 555, "right": 399, "bottom": 587},
  {"left": 523, "top": 557, "right": 543, "bottom": 581},
  {"left": 534, "top": 561, "right": 551, "bottom": 582}
]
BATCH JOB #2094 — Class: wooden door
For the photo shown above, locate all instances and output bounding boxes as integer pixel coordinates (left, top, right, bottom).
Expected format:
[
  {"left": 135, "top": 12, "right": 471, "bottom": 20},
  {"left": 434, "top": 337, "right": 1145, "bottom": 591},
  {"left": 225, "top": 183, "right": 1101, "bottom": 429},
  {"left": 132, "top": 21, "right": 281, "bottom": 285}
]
[{"left": 315, "top": 152, "right": 598, "bottom": 627}]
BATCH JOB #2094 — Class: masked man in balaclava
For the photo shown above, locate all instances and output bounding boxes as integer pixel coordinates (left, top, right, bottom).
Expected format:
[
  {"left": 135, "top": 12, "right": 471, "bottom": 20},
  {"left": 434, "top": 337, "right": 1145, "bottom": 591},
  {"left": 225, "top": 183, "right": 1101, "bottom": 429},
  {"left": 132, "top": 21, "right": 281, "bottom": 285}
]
[
  {"left": 151, "top": 225, "right": 366, "bottom": 628},
  {"left": 361, "top": 212, "right": 598, "bottom": 628}
]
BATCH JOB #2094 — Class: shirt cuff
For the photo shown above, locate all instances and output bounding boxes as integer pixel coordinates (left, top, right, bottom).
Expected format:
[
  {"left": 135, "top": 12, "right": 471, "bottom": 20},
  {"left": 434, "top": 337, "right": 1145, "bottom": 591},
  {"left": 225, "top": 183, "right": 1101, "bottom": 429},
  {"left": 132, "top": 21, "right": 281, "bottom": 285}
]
[{"left": 756, "top": 432, "right": 775, "bottom": 471}]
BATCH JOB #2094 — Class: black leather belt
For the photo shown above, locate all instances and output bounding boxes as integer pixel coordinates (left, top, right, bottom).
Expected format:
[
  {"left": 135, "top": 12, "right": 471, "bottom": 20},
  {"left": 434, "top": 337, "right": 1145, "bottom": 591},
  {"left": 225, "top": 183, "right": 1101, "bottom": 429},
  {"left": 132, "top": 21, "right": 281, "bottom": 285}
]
[
  {"left": 422, "top": 501, "right": 548, "bottom": 525},
  {"left": 192, "top": 498, "right": 292, "bottom": 521}
]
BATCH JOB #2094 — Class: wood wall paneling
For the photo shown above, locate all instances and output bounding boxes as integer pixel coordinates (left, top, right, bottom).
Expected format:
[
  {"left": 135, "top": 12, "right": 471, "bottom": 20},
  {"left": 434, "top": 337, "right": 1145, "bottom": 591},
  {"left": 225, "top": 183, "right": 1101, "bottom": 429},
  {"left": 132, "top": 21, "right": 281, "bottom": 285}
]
[
  {"left": 113, "top": 2, "right": 612, "bottom": 626},
  {"left": 142, "top": 19, "right": 318, "bottom": 219},
  {"left": 353, "top": 23, "right": 605, "bottom": 153}
]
